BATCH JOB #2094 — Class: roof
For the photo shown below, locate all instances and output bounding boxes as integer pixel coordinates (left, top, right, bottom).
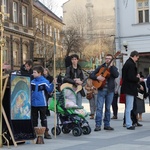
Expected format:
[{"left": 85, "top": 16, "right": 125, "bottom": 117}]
[{"left": 33, "top": 0, "right": 65, "bottom": 25}]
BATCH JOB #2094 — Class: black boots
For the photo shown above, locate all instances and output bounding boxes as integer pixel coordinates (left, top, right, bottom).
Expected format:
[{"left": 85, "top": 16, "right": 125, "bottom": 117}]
[{"left": 44, "top": 130, "right": 52, "bottom": 139}]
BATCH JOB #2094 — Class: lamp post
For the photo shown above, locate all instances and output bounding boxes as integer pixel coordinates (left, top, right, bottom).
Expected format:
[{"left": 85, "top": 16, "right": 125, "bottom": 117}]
[
  {"left": 0, "top": 5, "right": 9, "bottom": 147},
  {"left": 123, "top": 41, "right": 128, "bottom": 51}
]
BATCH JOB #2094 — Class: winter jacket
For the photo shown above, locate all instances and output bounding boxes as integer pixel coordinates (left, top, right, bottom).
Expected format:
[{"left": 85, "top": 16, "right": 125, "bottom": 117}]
[
  {"left": 31, "top": 76, "right": 54, "bottom": 107},
  {"left": 63, "top": 64, "right": 86, "bottom": 96},
  {"left": 121, "top": 57, "right": 139, "bottom": 96}
]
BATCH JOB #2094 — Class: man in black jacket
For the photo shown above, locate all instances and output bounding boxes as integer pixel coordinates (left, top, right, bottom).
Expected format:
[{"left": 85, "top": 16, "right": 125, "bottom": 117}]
[
  {"left": 63, "top": 54, "right": 85, "bottom": 107},
  {"left": 20, "top": 59, "right": 33, "bottom": 79},
  {"left": 121, "top": 51, "right": 143, "bottom": 130},
  {"left": 90, "top": 54, "right": 119, "bottom": 131}
]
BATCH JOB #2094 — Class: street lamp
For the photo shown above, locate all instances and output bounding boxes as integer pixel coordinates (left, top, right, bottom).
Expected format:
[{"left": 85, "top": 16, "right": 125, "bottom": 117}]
[{"left": 123, "top": 41, "right": 128, "bottom": 51}]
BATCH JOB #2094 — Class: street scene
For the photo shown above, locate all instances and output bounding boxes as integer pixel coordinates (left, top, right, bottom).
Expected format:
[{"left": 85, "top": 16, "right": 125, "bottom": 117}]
[{"left": 1, "top": 0, "right": 150, "bottom": 149}]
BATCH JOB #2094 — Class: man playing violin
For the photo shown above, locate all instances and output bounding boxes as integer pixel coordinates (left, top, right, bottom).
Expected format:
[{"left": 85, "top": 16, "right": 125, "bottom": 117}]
[{"left": 90, "top": 53, "right": 119, "bottom": 131}]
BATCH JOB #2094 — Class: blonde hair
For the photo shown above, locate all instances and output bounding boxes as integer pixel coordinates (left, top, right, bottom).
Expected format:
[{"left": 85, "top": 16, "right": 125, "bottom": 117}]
[{"left": 44, "top": 68, "right": 50, "bottom": 75}]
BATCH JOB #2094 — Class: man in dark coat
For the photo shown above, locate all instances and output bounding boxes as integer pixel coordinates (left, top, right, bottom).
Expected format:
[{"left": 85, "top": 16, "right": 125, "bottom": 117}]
[
  {"left": 20, "top": 59, "right": 33, "bottom": 79},
  {"left": 121, "top": 51, "right": 144, "bottom": 130}
]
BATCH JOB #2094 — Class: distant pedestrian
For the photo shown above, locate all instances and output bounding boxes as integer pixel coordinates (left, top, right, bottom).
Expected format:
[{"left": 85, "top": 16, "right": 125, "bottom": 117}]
[
  {"left": 57, "top": 72, "right": 63, "bottom": 91},
  {"left": 20, "top": 59, "right": 33, "bottom": 79},
  {"left": 136, "top": 74, "right": 147, "bottom": 121},
  {"left": 111, "top": 77, "right": 120, "bottom": 119},
  {"left": 146, "top": 74, "right": 150, "bottom": 105},
  {"left": 43, "top": 68, "right": 54, "bottom": 116},
  {"left": 85, "top": 78, "right": 97, "bottom": 119}
]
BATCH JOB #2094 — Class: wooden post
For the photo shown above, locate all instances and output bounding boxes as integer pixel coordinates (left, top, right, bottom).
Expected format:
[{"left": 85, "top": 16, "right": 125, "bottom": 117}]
[
  {"left": 53, "top": 30, "right": 56, "bottom": 138},
  {"left": 0, "top": 5, "right": 9, "bottom": 147}
]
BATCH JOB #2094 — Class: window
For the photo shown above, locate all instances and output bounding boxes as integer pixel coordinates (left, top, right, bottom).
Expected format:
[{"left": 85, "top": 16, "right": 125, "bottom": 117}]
[
  {"left": 49, "top": 26, "right": 52, "bottom": 37},
  {"left": 3, "top": 41, "right": 9, "bottom": 63},
  {"left": 54, "top": 28, "right": 57, "bottom": 39},
  {"left": 22, "top": 6, "right": 27, "bottom": 26},
  {"left": 13, "top": 42, "right": 19, "bottom": 65},
  {"left": 35, "top": 43, "right": 40, "bottom": 54},
  {"left": 137, "top": 0, "right": 149, "bottom": 23},
  {"left": 39, "top": 20, "right": 42, "bottom": 31},
  {"left": 57, "top": 29, "right": 60, "bottom": 40},
  {"left": 46, "top": 24, "right": 48, "bottom": 35},
  {"left": 13, "top": 2, "right": 18, "bottom": 23},
  {"left": 3, "top": 0, "right": 8, "bottom": 19},
  {"left": 35, "top": 18, "right": 39, "bottom": 28},
  {"left": 42, "top": 21, "right": 45, "bottom": 34},
  {"left": 23, "top": 44, "right": 28, "bottom": 62}
]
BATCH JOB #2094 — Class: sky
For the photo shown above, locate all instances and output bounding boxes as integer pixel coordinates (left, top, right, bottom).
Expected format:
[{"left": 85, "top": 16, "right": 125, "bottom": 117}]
[{"left": 39, "top": 0, "right": 69, "bottom": 17}]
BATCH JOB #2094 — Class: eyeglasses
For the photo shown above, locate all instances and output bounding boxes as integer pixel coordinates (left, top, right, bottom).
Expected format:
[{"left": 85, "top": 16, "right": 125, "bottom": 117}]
[{"left": 105, "top": 57, "right": 112, "bottom": 60}]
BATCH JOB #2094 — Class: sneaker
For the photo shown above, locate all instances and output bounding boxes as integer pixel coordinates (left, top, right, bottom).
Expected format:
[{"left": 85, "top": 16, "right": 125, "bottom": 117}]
[
  {"left": 94, "top": 126, "right": 101, "bottom": 131},
  {"left": 127, "top": 126, "right": 135, "bottom": 130},
  {"left": 104, "top": 126, "right": 114, "bottom": 130}
]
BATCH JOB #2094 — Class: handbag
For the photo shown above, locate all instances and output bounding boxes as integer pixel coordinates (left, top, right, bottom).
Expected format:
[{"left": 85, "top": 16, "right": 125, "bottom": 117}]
[
  {"left": 137, "top": 92, "right": 144, "bottom": 100},
  {"left": 86, "top": 92, "right": 93, "bottom": 100}
]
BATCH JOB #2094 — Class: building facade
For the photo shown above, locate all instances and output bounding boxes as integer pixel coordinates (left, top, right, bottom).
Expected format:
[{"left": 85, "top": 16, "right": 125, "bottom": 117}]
[
  {"left": 1, "top": 0, "right": 64, "bottom": 71},
  {"left": 33, "top": 0, "right": 64, "bottom": 69},
  {"left": 1, "top": 0, "right": 34, "bottom": 70},
  {"left": 115, "top": 0, "right": 150, "bottom": 76}
]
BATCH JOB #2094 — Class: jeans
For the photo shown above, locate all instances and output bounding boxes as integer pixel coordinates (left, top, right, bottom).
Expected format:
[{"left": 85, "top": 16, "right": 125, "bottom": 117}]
[
  {"left": 89, "top": 94, "right": 97, "bottom": 115},
  {"left": 125, "top": 94, "right": 134, "bottom": 128},
  {"left": 95, "top": 89, "right": 114, "bottom": 127}
]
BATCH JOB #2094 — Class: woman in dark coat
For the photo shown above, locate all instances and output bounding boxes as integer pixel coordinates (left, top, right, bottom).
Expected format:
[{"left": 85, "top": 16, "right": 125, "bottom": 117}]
[
  {"left": 136, "top": 74, "right": 147, "bottom": 121},
  {"left": 43, "top": 68, "right": 54, "bottom": 116}
]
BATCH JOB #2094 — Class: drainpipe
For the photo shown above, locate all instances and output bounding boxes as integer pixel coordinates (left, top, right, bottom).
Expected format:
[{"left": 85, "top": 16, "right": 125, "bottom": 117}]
[{"left": 115, "top": 0, "right": 122, "bottom": 74}]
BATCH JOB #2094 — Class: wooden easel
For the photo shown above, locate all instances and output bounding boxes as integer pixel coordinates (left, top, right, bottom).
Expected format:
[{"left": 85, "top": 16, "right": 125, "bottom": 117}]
[
  {"left": 0, "top": 4, "right": 17, "bottom": 147},
  {"left": 1, "top": 74, "right": 17, "bottom": 147}
]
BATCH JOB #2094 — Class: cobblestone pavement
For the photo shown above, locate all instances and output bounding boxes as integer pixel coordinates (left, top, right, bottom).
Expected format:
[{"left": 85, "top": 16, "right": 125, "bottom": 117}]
[{"left": 2, "top": 98, "right": 150, "bottom": 150}]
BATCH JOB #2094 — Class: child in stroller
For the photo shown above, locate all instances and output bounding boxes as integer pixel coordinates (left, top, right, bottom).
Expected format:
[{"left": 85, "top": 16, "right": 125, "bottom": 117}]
[{"left": 49, "top": 85, "right": 91, "bottom": 136}]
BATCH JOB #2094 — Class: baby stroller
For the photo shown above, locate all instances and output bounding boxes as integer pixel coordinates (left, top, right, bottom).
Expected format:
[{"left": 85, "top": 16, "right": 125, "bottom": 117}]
[{"left": 49, "top": 85, "right": 91, "bottom": 136}]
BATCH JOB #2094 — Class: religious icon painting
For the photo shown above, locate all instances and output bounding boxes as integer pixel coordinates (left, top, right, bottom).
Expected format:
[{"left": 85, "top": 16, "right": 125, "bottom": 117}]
[{"left": 10, "top": 75, "right": 31, "bottom": 120}]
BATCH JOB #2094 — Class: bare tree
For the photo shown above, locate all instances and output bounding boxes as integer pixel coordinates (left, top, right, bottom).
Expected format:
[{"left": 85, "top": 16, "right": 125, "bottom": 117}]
[
  {"left": 39, "top": 0, "right": 60, "bottom": 16},
  {"left": 62, "top": 27, "right": 85, "bottom": 57},
  {"left": 68, "top": 8, "right": 87, "bottom": 38}
]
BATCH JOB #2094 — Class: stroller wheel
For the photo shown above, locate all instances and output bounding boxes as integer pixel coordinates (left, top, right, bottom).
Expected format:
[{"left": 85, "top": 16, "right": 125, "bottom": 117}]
[
  {"left": 72, "top": 127, "right": 82, "bottom": 136},
  {"left": 51, "top": 127, "right": 61, "bottom": 136},
  {"left": 82, "top": 126, "right": 91, "bottom": 135},
  {"left": 62, "top": 126, "right": 71, "bottom": 134}
]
